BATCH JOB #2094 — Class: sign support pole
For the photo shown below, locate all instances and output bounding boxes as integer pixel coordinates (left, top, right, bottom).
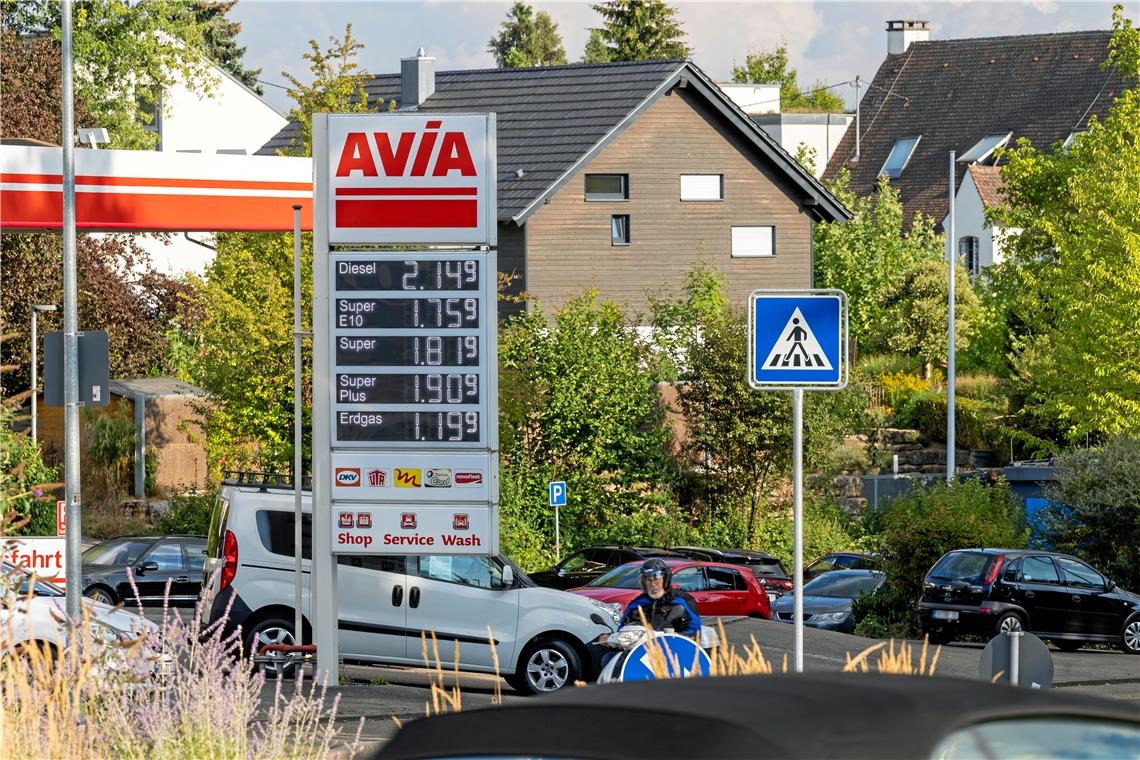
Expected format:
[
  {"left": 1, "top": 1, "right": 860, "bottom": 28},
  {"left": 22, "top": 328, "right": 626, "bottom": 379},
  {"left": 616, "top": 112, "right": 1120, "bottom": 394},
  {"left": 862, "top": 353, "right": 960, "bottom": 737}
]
[
  {"left": 293, "top": 204, "right": 305, "bottom": 648},
  {"left": 555, "top": 504, "right": 561, "bottom": 562},
  {"left": 792, "top": 388, "right": 804, "bottom": 673},
  {"left": 947, "top": 151, "right": 957, "bottom": 483}
]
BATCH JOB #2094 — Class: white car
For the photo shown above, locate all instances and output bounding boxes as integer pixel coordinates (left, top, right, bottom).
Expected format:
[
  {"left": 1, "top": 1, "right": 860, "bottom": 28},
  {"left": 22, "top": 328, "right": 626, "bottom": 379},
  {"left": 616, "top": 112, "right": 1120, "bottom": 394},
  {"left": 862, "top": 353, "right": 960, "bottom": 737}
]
[
  {"left": 1, "top": 561, "right": 162, "bottom": 679},
  {"left": 203, "top": 476, "right": 621, "bottom": 694}
]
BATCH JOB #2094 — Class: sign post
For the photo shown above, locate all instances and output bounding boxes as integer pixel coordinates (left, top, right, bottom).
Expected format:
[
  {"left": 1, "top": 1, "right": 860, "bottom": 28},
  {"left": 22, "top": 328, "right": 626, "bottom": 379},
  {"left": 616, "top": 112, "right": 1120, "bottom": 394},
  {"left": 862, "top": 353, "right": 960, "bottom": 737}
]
[
  {"left": 549, "top": 481, "right": 566, "bottom": 560},
  {"left": 312, "top": 113, "right": 498, "bottom": 680},
  {"left": 748, "top": 289, "right": 846, "bottom": 672}
]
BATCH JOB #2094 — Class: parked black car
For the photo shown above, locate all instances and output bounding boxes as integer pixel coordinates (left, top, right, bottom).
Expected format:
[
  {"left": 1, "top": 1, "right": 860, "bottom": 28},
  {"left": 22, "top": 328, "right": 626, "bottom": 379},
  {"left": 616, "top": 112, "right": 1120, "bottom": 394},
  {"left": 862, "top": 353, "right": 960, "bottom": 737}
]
[
  {"left": 804, "top": 551, "right": 882, "bottom": 581},
  {"left": 918, "top": 548, "right": 1140, "bottom": 654},
  {"left": 81, "top": 535, "right": 207, "bottom": 607},
  {"left": 529, "top": 546, "right": 684, "bottom": 590},
  {"left": 671, "top": 546, "right": 792, "bottom": 598}
]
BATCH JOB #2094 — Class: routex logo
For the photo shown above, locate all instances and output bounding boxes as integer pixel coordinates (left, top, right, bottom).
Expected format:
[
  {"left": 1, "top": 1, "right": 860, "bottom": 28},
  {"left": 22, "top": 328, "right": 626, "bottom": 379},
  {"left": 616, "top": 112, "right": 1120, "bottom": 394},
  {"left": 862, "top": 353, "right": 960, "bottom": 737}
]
[
  {"left": 335, "top": 467, "right": 361, "bottom": 486},
  {"left": 334, "top": 120, "right": 477, "bottom": 230},
  {"left": 395, "top": 468, "right": 422, "bottom": 488}
]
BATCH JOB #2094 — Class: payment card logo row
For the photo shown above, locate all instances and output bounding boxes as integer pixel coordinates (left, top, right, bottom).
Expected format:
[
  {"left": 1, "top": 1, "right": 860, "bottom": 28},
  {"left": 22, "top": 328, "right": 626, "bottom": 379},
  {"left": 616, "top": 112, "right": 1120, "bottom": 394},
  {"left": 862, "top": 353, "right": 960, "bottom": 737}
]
[{"left": 334, "top": 467, "right": 484, "bottom": 488}]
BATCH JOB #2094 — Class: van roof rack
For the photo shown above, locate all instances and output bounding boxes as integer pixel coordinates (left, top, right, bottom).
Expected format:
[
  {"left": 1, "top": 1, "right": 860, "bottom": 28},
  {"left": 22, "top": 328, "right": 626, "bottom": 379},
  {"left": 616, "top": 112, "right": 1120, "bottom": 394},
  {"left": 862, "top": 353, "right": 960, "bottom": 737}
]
[{"left": 222, "top": 471, "right": 312, "bottom": 492}]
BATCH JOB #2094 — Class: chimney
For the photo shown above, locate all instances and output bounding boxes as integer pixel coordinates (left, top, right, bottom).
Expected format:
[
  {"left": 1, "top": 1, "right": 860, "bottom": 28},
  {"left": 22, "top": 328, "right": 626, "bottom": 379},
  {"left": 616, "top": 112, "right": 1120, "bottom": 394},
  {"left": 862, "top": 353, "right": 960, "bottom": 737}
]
[
  {"left": 886, "top": 20, "right": 930, "bottom": 55},
  {"left": 400, "top": 47, "right": 435, "bottom": 109}
]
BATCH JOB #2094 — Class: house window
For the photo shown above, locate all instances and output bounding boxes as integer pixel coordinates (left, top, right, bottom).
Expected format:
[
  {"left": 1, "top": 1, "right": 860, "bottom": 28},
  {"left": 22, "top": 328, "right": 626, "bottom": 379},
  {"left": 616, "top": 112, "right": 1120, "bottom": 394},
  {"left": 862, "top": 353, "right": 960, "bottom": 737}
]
[
  {"left": 958, "top": 132, "right": 1012, "bottom": 164},
  {"left": 879, "top": 136, "right": 920, "bottom": 178},
  {"left": 680, "top": 174, "right": 723, "bottom": 201},
  {"left": 731, "top": 226, "right": 774, "bottom": 257},
  {"left": 585, "top": 174, "right": 628, "bottom": 201},
  {"left": 611, "top": 215, "right": 630, "bottom": 246},
  {"left": 958, "top": 236, "right": 980, "bottom": 278}
]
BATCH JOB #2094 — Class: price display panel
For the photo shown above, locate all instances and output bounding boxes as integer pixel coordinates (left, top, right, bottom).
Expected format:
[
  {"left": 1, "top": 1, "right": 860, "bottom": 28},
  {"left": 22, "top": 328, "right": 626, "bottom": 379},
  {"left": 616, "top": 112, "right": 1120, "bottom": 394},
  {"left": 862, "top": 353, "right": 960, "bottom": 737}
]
[{"left": 330, "top": 253, "right": 491, "bottom": 448}]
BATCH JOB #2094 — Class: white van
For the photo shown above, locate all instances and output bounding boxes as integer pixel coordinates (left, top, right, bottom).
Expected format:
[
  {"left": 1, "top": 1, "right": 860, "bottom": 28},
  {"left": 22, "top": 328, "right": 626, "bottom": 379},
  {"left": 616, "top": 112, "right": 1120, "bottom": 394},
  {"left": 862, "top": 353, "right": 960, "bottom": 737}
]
[{"left": 203, "top": 474, "right": 620, "bottom": 694}]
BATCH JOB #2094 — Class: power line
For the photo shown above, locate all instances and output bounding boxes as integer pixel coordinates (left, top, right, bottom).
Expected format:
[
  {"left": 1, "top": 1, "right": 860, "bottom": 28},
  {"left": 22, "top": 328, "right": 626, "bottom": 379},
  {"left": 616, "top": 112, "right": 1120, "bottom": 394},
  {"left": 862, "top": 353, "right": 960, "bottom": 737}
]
[{"left": 257, "top": 78, "right": 291, "bottom": 91}]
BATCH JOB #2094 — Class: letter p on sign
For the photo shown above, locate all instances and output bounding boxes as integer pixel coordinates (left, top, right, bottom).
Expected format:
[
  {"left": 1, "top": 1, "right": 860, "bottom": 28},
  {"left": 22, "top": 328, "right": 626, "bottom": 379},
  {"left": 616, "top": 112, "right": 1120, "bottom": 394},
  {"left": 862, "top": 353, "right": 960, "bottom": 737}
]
[{"left": 549, "top": 481, "right": 566, "bottom": 507}]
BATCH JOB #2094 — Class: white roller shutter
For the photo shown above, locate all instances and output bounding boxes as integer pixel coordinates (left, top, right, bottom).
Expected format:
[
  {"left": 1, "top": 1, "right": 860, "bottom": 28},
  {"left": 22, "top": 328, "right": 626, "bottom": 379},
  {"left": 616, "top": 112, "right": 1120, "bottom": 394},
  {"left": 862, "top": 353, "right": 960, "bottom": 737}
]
[{"left": 731, "top": 226, "right": 775, "bottom": 257}]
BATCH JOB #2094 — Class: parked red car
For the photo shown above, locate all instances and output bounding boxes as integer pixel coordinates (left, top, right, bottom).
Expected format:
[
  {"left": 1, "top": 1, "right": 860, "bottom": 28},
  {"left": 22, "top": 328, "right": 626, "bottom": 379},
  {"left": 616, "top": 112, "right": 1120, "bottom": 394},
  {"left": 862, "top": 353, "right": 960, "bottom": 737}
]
[{"left": 568, "top": 560, "right": 772, "bottom": 619}]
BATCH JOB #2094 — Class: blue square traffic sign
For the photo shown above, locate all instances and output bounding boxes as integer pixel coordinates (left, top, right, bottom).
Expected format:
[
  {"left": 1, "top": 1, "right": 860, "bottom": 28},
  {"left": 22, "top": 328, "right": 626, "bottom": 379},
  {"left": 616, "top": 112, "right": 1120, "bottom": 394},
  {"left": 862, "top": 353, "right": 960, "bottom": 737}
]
[
  {"left": 549, "top": 481, "right": 567, "bottom": 507},
  {"left": 749, "top": 290, "right": 847, "bottom": 389}
]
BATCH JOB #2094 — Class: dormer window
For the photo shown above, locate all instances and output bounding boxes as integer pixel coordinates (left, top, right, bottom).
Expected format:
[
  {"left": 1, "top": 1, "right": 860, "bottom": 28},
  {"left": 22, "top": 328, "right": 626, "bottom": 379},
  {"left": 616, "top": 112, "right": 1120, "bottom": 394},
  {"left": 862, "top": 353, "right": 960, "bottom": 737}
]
[
  {"left": 958, "top": 132, "right": 1012, "bottom": 164},
  {"left": 879, "top": 136, "right": 920, "bottom": 178}
]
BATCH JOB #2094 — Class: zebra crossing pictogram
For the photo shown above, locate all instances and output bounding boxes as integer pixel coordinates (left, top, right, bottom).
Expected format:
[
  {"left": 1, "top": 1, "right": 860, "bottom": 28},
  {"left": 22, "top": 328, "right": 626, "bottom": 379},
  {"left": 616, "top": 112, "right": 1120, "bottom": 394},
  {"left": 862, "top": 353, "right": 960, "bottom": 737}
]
[{"left": 761, "top": 307, "right": 833, "bottom": 370}]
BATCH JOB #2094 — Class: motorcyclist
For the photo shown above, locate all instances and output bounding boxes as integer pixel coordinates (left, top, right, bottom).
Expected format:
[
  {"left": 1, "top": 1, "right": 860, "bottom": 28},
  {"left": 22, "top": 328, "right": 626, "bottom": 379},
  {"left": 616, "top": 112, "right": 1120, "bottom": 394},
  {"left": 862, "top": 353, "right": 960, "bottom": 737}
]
[{"left": 619, "top": 558, "right": 701, "bottom": 637}]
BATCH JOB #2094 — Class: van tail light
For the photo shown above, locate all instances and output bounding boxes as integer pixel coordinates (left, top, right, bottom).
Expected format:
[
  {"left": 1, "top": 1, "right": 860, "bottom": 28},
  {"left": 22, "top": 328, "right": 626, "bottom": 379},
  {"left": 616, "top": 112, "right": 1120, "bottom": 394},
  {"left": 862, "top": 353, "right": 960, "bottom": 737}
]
[
  {"left": 220, "top": 529, "right": 238, "bottom": 591},
  {"left": 983, "top": 555, "right": 1005, "bottom": 585}
]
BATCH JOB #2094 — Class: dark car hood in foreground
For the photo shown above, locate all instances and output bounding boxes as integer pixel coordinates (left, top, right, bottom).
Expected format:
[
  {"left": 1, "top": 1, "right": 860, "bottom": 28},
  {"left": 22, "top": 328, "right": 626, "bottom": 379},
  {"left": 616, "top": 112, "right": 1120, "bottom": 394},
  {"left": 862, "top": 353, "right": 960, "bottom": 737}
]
[
  {"left": 373, "top": 672, "right": 1138, "bottom": 760},
  {"left": 771, "top": 595, "right": 854, "bottom": 615}
]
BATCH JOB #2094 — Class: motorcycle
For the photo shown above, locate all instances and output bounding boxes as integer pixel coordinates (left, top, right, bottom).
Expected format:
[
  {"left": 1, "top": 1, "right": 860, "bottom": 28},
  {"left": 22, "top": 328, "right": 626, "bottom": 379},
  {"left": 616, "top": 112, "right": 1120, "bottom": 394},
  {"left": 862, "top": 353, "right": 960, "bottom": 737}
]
[{"left": 595, "top": 624, "right": 719, "bottom": 684}]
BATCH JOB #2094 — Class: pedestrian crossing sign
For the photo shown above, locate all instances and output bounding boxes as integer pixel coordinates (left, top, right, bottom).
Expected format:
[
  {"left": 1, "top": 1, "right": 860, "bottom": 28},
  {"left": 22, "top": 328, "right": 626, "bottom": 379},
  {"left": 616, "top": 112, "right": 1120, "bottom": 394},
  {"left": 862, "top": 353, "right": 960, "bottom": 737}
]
[{"left": 749, "top": 290, "right": 847, "bottom": 389}]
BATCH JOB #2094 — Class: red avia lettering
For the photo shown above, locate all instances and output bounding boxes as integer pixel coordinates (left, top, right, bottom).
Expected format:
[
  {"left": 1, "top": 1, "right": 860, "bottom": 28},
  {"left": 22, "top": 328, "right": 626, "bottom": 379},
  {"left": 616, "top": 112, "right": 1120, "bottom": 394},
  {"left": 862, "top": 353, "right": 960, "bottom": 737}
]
[
  {"left": 335, "top": 122, "right": 476, "bottom": 178},
  {"left": 338, "top": 533, "right": 373, "bottom": 548},
  {"left": 442, "top": 534, "right": 481, "bottom": 547},
  {"left": 383, "top": 533, "right": 436, "bottom": 546}
]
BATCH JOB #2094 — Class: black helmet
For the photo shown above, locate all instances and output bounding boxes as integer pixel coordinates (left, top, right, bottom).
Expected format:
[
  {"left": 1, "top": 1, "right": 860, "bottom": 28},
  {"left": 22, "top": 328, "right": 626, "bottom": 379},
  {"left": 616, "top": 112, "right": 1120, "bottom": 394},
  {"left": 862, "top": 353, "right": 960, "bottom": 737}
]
[{"left": 639, "top": 558, "right": 672, "bottom": 591}]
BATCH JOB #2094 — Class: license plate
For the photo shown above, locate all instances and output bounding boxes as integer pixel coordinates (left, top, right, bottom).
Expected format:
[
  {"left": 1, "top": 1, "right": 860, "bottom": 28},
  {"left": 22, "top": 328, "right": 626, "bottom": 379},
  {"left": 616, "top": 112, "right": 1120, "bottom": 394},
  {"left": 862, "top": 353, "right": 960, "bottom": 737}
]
[{"left": 932, "top": 610, "right": 959, "bottom": 620}]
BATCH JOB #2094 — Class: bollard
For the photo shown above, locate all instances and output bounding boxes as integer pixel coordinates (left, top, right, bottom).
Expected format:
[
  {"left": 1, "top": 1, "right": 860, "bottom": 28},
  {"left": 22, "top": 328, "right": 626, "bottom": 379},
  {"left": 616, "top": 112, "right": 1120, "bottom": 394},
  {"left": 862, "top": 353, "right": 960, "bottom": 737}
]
[{"left": 1009, "top": 630, "right": 1023, "bottom": 687}]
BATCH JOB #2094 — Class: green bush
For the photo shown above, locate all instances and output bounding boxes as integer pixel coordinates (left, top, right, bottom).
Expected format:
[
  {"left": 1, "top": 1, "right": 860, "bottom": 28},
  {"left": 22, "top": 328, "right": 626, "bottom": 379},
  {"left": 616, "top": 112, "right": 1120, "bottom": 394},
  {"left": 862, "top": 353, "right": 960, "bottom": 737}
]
[
  {"left": 875, "top": 479, "right": 1028, "bottom": 602},
  {"left": 1, "top": 407, "right": 60, "bottom": 537},
  {"left": 895, "top": 392, "right": 997, "bottom": 452},
  {"left": 158, "top": 490, "right": 217, "bottom": 536},
  {"left": 852, "top": 585, "right": 919, "bottom": 639}
]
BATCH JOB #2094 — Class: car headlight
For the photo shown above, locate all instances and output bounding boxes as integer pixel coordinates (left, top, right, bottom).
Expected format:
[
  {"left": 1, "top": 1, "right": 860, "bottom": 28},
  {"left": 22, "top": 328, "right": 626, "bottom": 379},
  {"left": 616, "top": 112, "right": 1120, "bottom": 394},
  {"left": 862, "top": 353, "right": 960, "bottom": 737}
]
[
  {"left": 811, "top": 612, "right": 851, "bottom": 624},
  {"left": 589, "top": 599, "right": 622, "bottom": 626}
]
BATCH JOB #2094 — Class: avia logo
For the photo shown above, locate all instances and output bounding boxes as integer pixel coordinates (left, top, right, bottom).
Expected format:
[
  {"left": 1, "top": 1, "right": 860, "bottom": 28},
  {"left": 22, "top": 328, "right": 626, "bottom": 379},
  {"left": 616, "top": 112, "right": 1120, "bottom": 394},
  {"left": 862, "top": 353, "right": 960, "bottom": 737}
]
[
  {"left": 335, "top": 122, "right": 477, "bottom": 178},
  {"left": 368, "top": 469, "right": 389, "bottom": 487},
  {"left": 395, "top": 468, "right": 422, "bottom": 488},
  {"left": 335, "top": 467, "right": 361, "bottom": 486},
  {"left": 400, "top": 513, "right": 417, "bottom": 530}
]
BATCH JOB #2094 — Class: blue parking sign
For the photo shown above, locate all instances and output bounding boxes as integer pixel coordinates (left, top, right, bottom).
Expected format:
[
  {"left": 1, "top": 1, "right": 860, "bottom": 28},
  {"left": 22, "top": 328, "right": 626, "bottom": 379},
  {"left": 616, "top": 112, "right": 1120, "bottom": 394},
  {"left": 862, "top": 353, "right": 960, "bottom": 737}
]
[
  {"left": 749, "top": 290, "right": 847, "bottom": 389},
  {"left": 549, "top": 481, "right": 567, "bottom": 507}
]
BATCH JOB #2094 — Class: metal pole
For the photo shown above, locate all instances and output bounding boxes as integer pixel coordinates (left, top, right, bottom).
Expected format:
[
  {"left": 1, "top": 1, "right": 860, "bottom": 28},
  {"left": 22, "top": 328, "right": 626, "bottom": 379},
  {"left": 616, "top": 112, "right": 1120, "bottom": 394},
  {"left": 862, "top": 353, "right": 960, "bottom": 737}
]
[
  {"left": 292, "top": 205, "right": 304, "bottom": 648},
  {"left": 792, "top": 388, "right": 804, "bottom": 673},
  {"left": 61, "top": 0, "right": 83, "bottom": 621},
  {"left": 947, "top": 151, "right": 957, "bottom": 484},
  {"left": 31, "top": 311, "right": 38, "bottom": 442},
  {"left": 854, "top": 76, "right": 861, "bottom": 163},
  {"left": 555, "top": 503, "right": 561, "bottom": 562},
  {"left": 1009, "top": 630, "right": 1022, "bottom": 687}
]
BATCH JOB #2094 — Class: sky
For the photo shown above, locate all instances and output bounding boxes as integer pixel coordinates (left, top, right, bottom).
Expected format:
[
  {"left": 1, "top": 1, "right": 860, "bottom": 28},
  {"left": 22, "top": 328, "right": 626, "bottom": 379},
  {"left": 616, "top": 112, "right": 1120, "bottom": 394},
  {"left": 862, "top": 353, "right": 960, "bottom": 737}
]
[{"left": 229, "top": 1, "right": 1135, "bottom": 115}]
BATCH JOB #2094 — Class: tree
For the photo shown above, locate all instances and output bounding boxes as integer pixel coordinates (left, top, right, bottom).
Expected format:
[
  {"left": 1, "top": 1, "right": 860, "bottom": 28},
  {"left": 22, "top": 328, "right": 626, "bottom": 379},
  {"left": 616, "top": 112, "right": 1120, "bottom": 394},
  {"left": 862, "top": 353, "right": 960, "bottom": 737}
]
[
  {"left": 498, "top": 292, "right": 675, "bottom": 569},
  {"left": 488, "top": 2, "right": 566, "bottom": 69},
  {"left": 731, "top": 45, "right": 846, "bottom": 113},
  {"left": 650, "top": 266, "right": 865, "bottom": 543},
  {"left": 191, "top": 1, "right": 262, "bottom": 93},
  {"left": 3, "top": 0, "right": 218, "bottom": 149},
  {"left": 988, "top": 5, "right": 1140, "bottom": 441},
  {"left": 186, "top": 28, "right": 381, "bottom": 477},
  {"left": 875, "top": 259, "right": 981, "bottom": 378},
  {"left": 0, "top": 27, "right": 98, "bottom": 143},
  {"left": 279, "top": 24, "right": 377, "bottom": 156},
  {"left": 588, "top": 0, "right": 690, "bottom": 63},
  {"left": 813, "top": 172, "right": 945, "bottom": 351},
  {"left": 581, "top": 28, "right": 611, "bottom": 64},
  {"left": 1039, "top": 437, "right": 1140, "bottom": 592}
]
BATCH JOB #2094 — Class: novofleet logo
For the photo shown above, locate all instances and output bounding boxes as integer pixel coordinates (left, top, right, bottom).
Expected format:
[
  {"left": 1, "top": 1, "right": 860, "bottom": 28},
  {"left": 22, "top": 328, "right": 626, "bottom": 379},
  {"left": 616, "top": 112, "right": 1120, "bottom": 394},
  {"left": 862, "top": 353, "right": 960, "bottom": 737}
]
[
  {"left": 335, "top": 467, "right": 361, "bottom": 486},
  {"left": 425, "top": 468, "right": 452, "bottom": 488},
  {"left": 395, "top": 468, "right": 422, "bottom": 488},
  {"left": 454, "top": 472, "right": 483, "bottom": 486}
]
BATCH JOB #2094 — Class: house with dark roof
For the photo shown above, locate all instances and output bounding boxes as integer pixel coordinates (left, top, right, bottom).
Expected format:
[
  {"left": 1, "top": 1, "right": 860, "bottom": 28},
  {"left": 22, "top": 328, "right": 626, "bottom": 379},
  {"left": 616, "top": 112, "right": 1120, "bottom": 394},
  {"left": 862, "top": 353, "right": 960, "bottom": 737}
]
[
  {"left": 823, "top": 20, "right": 1130, "bottom": 271},
  {"left": 259, "top": 54, "right": 850, "bottom": 318}
]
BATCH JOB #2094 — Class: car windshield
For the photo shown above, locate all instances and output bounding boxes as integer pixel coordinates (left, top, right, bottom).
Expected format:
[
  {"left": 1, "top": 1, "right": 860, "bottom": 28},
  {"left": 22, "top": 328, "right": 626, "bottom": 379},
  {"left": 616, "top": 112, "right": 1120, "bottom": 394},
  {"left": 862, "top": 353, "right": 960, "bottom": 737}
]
[
  {"left": 1, "top": 563, "right": 64, "bottom": 597},
  {"left": 587, "top": 564, "right": 644, "bottom": 589},
  {"left": 929, "top": 552, "right": 994, "bottom": 583},
  {"left": 82, "top": 538, "right": 153, "bottom": 566},
  {"left": 802, "top": 572, "right": 882, "bottom": 598},
  {"left": 747, "top": 559, "right": 787, "bottom": 577}
]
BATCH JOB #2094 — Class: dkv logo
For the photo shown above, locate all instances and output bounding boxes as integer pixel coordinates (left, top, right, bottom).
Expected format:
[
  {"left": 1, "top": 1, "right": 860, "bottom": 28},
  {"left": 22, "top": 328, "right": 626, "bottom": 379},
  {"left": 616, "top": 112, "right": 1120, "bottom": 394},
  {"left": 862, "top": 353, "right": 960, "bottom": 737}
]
[
  {"left": 334, "top": 119, "right": 478, "bottom": 230},
  {"left": 335, "top": 467, "right": 361, "bottom": 487}
]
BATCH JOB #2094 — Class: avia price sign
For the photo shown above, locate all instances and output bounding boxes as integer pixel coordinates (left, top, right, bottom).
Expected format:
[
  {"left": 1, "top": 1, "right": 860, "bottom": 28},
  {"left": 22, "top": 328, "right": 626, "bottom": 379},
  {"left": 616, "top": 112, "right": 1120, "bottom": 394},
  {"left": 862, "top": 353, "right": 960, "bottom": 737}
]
[{"left": 327, "top": 114, "right": 495, "bottom": 245}]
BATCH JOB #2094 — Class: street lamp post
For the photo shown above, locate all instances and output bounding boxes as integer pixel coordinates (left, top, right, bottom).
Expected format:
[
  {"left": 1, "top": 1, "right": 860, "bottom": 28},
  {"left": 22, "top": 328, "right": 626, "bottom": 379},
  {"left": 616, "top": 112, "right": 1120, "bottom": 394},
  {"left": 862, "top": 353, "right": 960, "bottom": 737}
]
[{"left": 30, "top": 304, "right": 57, "bottom": 442}]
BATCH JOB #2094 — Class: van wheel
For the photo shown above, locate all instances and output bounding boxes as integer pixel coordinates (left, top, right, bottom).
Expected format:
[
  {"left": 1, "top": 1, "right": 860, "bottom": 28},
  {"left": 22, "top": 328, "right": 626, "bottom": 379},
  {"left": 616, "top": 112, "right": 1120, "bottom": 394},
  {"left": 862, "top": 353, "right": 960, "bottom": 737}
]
[
  {"left": 994, "top": 612, "right": 1024, "bottom": 637},
  {"left": 245, "top": 617, "right": 298, "bottom": 679},
  {"left": 1121, "top": 617, "right": 1140, "bottom": 655},
  {"left": 510, "top": 639, "right": 581, "bottom": 695}
]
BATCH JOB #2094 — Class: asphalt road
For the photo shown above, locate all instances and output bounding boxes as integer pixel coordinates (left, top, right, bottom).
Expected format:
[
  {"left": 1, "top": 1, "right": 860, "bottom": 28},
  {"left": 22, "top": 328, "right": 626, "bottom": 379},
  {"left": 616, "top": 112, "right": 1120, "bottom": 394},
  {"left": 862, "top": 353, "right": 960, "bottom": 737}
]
[{"left": 265, "top": 616, "right": 1140, "bottom": 755}]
